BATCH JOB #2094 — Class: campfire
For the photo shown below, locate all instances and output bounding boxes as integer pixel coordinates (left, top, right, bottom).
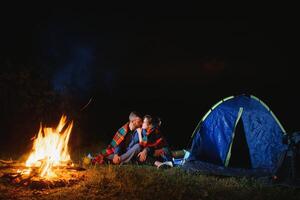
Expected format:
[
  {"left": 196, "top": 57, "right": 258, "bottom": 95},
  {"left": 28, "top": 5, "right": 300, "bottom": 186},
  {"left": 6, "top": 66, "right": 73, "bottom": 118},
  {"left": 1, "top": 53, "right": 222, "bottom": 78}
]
[
  {"left": 25, "top": 115, "right": 73, "bottom": 178},
  {"left": 0, "top": 115, "right": 85, "bottom": 189}
]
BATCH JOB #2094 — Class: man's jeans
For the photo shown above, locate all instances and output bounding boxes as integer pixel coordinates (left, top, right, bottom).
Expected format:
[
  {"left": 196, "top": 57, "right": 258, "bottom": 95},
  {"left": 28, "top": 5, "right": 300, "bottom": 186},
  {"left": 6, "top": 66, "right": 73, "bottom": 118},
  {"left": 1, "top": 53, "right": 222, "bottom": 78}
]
[{"left": 107, "top": 143, "right": 141, "bottom": 164}]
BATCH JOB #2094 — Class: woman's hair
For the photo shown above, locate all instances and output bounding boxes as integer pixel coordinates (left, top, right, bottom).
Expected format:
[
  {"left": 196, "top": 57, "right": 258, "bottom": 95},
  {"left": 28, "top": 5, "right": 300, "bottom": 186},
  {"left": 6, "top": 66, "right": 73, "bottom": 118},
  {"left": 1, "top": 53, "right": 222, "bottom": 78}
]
[
  {"left": 144, "top": 115, "right": 162, "bottom": 127},
  {"left": 143, "top": 115, "right": 153, "bottom": 124},
  {"left": 154, "top": 117, "right": 162, "bottom": 127}
]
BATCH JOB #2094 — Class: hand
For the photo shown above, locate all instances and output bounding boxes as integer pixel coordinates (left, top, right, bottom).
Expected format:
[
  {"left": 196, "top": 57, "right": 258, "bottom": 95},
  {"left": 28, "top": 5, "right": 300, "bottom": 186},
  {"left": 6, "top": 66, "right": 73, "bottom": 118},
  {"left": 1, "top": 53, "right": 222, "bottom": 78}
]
[
  {"left": 154, "top": 149, "right": 165, "bottom": 157},
  {"left": 129, "top": 122, "right": 135, "bottom": 131},
  {"left": 137, "top": 128, "right": 143, "bottom": 143},
  {"left": 137, "top": 128, "right": 142, "bottom": 134},
  {"left": 112, "top": 155, "right": 121, "bottom": 164},
  {"left": 137, "top": 149, "right": 148, "bottom": 162}
]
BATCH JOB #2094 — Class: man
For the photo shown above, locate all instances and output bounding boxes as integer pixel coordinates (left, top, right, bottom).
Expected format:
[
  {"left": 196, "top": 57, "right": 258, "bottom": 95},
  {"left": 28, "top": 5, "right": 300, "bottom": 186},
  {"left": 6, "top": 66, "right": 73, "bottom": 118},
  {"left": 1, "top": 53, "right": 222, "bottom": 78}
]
[{"left": 93, "top": 111, "right": 143, "bottom": 164}]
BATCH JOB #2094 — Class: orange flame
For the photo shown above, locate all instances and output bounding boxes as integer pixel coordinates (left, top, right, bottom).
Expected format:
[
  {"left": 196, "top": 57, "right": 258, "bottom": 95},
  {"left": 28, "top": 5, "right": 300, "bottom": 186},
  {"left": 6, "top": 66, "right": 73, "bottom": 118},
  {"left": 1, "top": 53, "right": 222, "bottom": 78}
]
[{"left": 25, "top": 115, "right": 73, "bottom": 178}]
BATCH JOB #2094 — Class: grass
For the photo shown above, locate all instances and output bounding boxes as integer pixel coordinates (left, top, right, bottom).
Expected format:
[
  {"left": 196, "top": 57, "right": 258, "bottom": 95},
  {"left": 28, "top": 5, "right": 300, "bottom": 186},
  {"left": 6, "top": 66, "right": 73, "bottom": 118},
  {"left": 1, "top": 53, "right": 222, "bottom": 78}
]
[{"left": 1, "top": 164, "right": 300, "bottom": 200}]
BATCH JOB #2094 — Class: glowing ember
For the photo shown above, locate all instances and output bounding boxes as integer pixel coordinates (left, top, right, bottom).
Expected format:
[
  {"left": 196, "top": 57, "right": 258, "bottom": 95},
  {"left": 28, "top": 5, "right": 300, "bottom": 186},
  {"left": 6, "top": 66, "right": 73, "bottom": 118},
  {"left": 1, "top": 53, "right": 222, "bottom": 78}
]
[{"left": 25, "top": 115, "right": 73, "bottom": 178}]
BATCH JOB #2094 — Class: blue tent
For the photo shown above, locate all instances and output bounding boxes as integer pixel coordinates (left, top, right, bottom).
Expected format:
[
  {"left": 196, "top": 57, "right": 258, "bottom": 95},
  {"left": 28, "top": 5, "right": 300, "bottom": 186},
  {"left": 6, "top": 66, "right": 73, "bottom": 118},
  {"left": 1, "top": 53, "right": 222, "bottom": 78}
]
[{"left": 183, "top": 95, "right": 288, "bottom": 177}]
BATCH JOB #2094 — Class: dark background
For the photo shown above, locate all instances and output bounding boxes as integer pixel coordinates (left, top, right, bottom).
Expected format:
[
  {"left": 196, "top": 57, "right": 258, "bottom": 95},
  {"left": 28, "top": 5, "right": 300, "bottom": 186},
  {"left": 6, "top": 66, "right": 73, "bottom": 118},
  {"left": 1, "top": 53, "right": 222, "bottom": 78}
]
[{"left": 0, "top": 5, "right": 298, "bottom": 158}]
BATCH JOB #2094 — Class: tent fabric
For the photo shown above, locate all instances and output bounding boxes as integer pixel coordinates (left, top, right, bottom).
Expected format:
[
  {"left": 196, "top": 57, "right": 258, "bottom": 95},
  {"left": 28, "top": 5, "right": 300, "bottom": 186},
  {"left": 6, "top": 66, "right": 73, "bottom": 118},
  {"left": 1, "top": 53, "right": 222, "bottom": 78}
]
[{"left": 185, "top": 95, "right": 287, "bottom": 175}]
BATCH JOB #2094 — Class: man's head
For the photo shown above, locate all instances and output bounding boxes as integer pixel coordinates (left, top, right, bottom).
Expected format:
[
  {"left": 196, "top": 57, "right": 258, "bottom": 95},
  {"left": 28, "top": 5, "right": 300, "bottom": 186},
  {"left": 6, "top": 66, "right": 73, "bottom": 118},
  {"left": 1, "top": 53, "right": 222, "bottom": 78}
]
[{"left": 128, "top": 111, "right": 143, "bottom": 131}]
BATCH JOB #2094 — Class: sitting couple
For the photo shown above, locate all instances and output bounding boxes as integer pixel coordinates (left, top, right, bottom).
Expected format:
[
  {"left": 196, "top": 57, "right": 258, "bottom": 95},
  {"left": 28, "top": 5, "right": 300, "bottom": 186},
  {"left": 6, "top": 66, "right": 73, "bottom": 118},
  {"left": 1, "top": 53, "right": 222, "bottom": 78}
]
[{"left": 93, "top": 111, "right": 172, "bottom": 167}]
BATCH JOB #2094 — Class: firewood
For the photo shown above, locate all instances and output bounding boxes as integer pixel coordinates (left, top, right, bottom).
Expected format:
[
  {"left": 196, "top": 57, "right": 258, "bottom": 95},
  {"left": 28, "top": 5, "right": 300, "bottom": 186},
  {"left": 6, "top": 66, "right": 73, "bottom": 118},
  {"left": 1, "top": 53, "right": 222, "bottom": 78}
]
[
  {"left": 66, "top": 166, "right": 86, "bottom": 171},
  {"left": 0, "top": 159, "right": 18, "bottom": 164},
  {"left": 1, "top": 161, "right": 86, "bottom": 189}
]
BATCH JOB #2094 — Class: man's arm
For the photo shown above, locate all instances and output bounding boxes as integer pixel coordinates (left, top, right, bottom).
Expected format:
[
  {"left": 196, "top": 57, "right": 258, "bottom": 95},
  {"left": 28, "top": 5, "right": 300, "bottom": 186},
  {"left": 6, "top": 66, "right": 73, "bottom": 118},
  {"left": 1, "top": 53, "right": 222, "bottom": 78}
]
[
  {"left": 110, "top": 122, "right": 130, "bottom": 148},
  {"left": 113, "top": 146, "right": 121, "bottom": 155}
]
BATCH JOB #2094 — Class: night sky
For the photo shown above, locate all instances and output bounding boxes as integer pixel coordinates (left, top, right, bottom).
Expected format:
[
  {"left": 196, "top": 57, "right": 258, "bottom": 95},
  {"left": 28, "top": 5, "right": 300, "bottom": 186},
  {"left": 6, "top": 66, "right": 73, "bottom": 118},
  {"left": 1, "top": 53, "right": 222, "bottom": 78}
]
[{"left": 0, "top": 6, "right": 299, "bottom": 156}]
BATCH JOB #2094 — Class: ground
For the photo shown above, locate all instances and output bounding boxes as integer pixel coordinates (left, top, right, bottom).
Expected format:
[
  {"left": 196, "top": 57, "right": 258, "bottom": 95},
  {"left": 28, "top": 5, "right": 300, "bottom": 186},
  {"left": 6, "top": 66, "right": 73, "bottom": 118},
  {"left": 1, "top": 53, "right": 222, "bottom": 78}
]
[{"left": 1, "top": 165, "right": 300, "bottom": 200}]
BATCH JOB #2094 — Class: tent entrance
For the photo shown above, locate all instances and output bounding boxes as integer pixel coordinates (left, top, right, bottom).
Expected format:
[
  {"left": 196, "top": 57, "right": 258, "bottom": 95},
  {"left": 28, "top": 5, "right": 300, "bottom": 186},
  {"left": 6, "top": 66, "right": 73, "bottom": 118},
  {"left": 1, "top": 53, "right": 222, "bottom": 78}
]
[{"left": 227, "top": 119, "right": 252, "bottom": 169}]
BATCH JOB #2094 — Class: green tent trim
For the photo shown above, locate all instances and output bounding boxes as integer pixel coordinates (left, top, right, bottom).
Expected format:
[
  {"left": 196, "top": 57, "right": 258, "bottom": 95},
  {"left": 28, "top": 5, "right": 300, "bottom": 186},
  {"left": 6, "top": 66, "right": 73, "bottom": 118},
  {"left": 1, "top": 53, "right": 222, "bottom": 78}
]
[{"left": 225, "top": 107, "right": 244, "bottom": 167}]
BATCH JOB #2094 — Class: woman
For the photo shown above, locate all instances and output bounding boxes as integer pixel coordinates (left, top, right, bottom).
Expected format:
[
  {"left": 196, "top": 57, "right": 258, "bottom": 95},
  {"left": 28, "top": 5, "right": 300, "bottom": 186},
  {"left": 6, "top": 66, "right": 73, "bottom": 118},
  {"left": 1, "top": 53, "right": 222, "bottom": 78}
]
[{"left": 137, "top": 115, "right": 172, "bottom": 167}]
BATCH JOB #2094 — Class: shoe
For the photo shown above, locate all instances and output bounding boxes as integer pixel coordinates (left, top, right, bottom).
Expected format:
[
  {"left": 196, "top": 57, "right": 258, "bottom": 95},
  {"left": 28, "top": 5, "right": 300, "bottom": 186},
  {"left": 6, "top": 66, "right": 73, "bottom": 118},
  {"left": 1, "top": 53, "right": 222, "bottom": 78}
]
[
  {"left": 157, "top": 161, "right": 173, "bottom": 169},
  {"left": 91, "top": 154, "right": 104, "bottom": 165}
]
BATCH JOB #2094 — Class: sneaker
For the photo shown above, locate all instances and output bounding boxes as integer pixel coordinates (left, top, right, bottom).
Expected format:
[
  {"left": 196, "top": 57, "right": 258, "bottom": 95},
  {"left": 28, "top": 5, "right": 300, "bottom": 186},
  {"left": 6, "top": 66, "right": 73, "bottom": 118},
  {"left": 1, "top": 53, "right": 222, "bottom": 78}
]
[
  {"left": 91, "top": 154, "right": 104, "bottom": 165},
  {"left": 156, "top": 161, "right": 173, "bottom": 169}
]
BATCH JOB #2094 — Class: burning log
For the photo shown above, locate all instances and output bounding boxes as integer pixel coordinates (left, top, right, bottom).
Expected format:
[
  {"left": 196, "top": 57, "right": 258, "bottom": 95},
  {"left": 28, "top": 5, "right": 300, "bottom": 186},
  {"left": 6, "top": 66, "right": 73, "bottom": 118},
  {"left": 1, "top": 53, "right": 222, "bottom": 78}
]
[
  {"left": 1, "top": 160, "right": 86, "bottom": 172},
  {"left": 1, "top": 171, "right": 85, "bottom": 189},
  {"left": 0, "top": 161, "right": 86, "bottom": 189},
  {"left": 0, "top": 159, "right": 17, "bottom": 164}
]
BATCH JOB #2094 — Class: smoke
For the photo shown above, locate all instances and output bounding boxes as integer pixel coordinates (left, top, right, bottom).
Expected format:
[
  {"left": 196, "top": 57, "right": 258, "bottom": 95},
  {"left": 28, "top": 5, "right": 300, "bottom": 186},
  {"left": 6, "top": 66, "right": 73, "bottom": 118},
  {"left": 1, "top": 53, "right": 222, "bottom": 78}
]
[{"left": 52, "top": 46, "right": 94, "bottom": 97}]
